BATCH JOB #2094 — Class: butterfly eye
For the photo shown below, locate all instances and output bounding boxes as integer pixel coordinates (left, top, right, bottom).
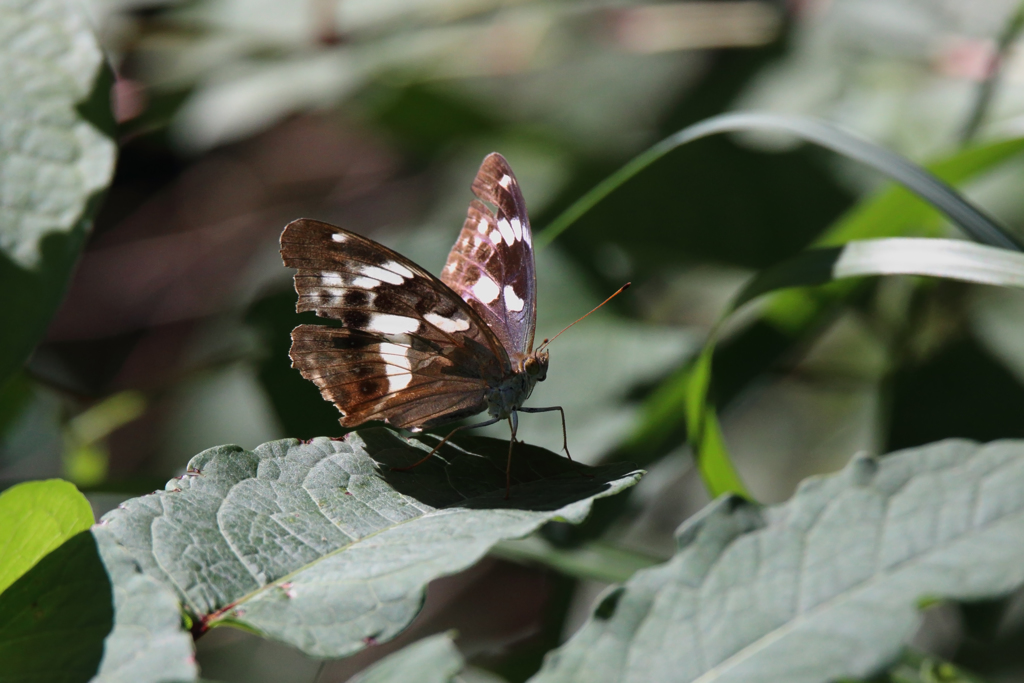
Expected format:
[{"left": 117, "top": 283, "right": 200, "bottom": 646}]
[{"left": 524, "top": 353, "right": 548, "bottom": 380}]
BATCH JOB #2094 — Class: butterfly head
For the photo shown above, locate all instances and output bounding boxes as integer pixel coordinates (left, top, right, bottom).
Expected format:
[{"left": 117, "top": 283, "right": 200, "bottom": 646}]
[{"left": 523, "top": 349, "right": 549, "bottom": 383}]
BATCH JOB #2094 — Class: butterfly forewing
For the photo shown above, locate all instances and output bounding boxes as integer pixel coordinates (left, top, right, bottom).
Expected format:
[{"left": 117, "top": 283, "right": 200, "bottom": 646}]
[
  {"left": 441, "top": 153, "right": 537, "bottom": 357},
  {"left": 281, "top": 219, "right": 510, "bottom": 429}
]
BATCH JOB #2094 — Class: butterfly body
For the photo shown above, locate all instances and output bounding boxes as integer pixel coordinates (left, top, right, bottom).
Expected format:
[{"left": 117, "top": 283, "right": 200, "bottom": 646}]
[
  {"left": 281, "top": 153, "right": 557, "bottom": 444},
  {"left": 484, "top": 349, "right": 548, "bottom": 423}
]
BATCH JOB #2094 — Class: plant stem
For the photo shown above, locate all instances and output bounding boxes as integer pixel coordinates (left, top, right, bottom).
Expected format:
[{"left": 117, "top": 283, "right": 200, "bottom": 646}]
[{"left": 959, "top": 1, "right": 1024, "bottom": 144}]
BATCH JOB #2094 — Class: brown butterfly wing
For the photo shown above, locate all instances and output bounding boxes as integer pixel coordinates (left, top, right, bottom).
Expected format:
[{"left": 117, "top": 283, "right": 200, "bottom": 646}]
[
  {"left": 441, "top": 153, "right": 537, "bottom": 357},
  {"left": 281, "top": 218, "right": 510, "bottom": 430}
]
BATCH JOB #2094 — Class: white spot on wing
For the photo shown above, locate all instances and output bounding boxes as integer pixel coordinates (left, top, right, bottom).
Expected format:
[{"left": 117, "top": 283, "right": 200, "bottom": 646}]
[
  {"left": 361, "top": 265, "right": 404, "bottom": 285},
  {"left": 425, "top": 312, "right": 470, "bottom": 333},
  {"left": 379, "top": 342, "right": 413, "bottom": 391},
  {"left": 490, "top": 229, "right": 502, "bottom": 244},
  {"left": 510, "top": 217, "right": 522, "bottom": 241},
  {"left": 524, "top": 226, "right": 532, "bottom": 246},
  {"left": 368, "top": 314, "right": 420, "bottom": 335},
  {"left": 352, "top": 276, "right": 378, "bottom": 289},
  {"left": 504, "top": 285, "right": 525, "bottom": 312},
  {"left": 477, "top": 218, "right": 489, "bottom": 234},
  {"left": 379, "top": 343, "right": 410, "bottom": 363},
  {"left": 472, "top": 275, "right": 500, "bottom": 303},
  {"left": 385, "top": 261, "right": 415, "bottom": 279},
  {"left": 497, "top": 218, "right": 515, "bottom": 246},
  {"left": 321, "top": 272, "right": 344, "bottom": 287},
  {"left": 499, "top": 174, "right": 512, "bottom": 188},
  {"left": 331, "top": 233, "right": 347, "bottom": 243},
  {"left": 387, "top": 373, "right": 412, "bottom": 391}
]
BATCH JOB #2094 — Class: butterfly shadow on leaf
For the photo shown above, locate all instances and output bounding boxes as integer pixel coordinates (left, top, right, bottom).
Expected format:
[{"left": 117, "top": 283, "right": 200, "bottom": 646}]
[{"left": 359, "top": 428, "right": 636, "bottom": 512}]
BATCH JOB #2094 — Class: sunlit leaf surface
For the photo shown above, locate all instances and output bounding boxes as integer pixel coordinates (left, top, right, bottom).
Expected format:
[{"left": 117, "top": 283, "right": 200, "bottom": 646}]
[
  {"left": 0, "top": 479, "right": 93, "bottom": 594},
  {"left": 97, "top": 430, "right": 641, "bottom": 658}
]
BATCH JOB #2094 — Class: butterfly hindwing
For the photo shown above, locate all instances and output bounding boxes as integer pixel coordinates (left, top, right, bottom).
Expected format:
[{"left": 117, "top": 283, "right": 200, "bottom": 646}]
[
  {"left": 441, "top": 153, "right": 537, "bottom": 357},
  {"left": 281, "top": 218, "right": 510, "bottom": 428},
  {"left": 289, "top": 325, "right": 491, "bottom": 429}
]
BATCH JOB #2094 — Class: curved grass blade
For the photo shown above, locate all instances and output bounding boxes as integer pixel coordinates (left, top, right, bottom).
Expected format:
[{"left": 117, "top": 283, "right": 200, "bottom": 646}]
[
  {"left": 691, "top": 238, "right": 1024, "bottom": 497},
  {"left": 765, "top": 136, "right": 1024, "bottom": 331},
  {"left": 537, "top": 112, "right": 1021, "bottom": 252}
]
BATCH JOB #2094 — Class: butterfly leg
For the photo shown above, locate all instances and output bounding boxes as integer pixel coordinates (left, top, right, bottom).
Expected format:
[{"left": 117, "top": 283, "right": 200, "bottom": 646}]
[
  {"left": 518, "top": 406, "right": 572, "bottom": 462},
  {"left": 505, "top": 411, "right": 519, "bottom": 499},
  {"left": 392, "top": 417, "right": 501, "bottom": 472},
  {"left": 518, "top": 405, "right": 592, "bottom": 480}
]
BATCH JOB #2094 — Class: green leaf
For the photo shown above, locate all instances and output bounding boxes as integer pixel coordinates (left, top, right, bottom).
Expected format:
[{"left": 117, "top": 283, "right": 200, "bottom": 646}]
[
  {"left": 97, "top": 430, "right": 642, "bottom": 658},
  {"left": 0, "top": 531, "right": 113, "bottom": 683},
  {"left": 349, "top": 633, "right": 465, "bottom": 683},
  {"left": 531, "top": 439, "right": 1024, "bottom": 683},
  {"left": 0, "top": 479, "right": 93, "bottom": 594},
  {"left": 0, "top": 0, "right": 118, "bottom": 385},
  {"left": 689, "top": 237, "right": 1024, "bottom": 498},
  {"left": 89, "top": 529, "right": 198, "bottom": 683}
]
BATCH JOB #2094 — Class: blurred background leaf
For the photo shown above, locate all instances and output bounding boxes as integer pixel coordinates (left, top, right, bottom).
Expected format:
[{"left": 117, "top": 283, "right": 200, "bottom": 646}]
[
  {"left": 6, "top": 0, "right": 1024, "bottom": 680},
  {"left": 0, "top": 0, "right": 117, "bottom": 386}
]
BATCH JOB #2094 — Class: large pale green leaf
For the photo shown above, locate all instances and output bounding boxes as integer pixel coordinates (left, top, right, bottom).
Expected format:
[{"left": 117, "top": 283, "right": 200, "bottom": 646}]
[
  {"left": 89, "top": 529, "right": 198, "bottom": 683},
  {"left": 0, "top": 479, "right": 93, "bottom": 593},
  {"left": 349, "top": 633, "right": 465, "bottom": 683},
  {"left": 98, "top": 430, "right": 641, "bottom": 658},
  {"left": 0, "top": 531, "right": 112, "bottom": 683},
  {"left": 0, "top": 0, "right": 117, "bottom": 385},
  {"left": 531, "top": 438, "right": 1024, "bottom": 683}
]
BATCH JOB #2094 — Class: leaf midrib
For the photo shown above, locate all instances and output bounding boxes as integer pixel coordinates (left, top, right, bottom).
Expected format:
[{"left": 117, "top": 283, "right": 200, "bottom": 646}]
[{"left": 205, "top": 465, "right": 625, "bottom": 621}]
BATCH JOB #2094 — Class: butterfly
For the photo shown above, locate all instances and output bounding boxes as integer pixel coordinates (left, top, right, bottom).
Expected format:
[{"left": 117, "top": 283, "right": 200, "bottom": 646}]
[{"left": 280, "top": 153, "right": 626, "bottom": 496}]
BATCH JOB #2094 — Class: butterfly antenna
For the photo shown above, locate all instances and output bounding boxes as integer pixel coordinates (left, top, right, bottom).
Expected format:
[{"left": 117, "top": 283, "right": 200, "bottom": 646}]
[{"left": 538, "top": 282, "right": 630, "bottom": 351}]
